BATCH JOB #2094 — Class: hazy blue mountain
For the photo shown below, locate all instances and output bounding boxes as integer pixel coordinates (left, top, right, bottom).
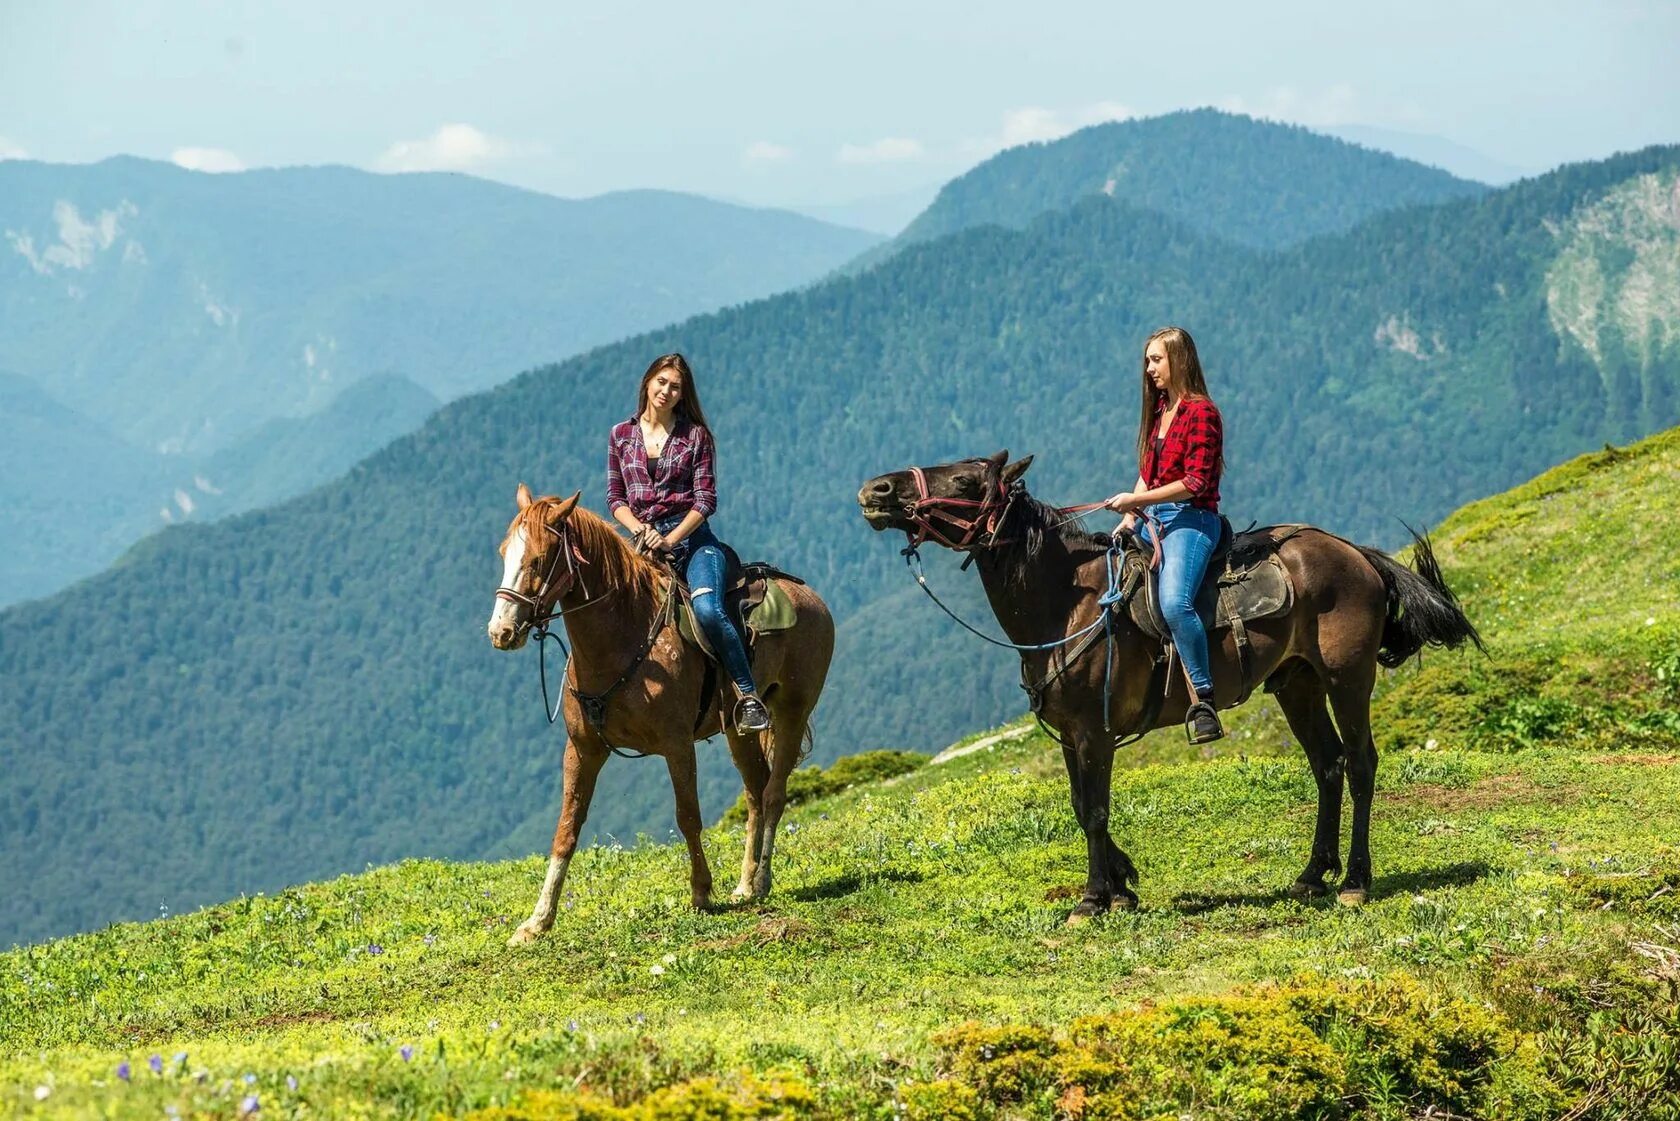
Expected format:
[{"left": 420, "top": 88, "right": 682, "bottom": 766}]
[
  {"left": 5, "top": 139, "right": 1677, "bottom": 947},
  {"left": 1327, "top": 124, "right": 1534, "bottom": 185},
  {"left": 0, "top": 158, "right": 880, "bottom": 603}
]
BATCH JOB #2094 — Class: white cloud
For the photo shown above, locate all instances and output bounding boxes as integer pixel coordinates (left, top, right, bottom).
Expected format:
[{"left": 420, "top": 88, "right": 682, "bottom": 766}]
[
  {"left": 743, "top": 140, "right": 795, "bottom": 164},
  {"left": 0, "top": 136, "right": 27, "bottom": 161},
  {"left": 376, "top": 123, "right": 528, "bottom": 173},
  {"left": 171, "top": 147, "right": 246, "bottom": 173},
  {"left": 969, "top": 101, "right": 1139, "bottom": 158},
  {"left": 1218, "top": 84, "right": 1359, "bottom": 128},
  {"left": 837, "top": 137, "right": 925, "bottom": 165}
]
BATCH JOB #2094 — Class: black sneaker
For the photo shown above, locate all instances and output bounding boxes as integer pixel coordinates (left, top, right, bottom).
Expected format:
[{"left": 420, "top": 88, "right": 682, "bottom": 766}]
[
  {"left": 736, "top": 695, "right": 772, "bottom": 732},
  {"left": 1186, "top": 701, "right": 1224, "bottom": 745}
]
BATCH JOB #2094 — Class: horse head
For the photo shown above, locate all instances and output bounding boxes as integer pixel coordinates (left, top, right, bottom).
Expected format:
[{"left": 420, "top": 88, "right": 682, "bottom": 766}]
[
  {"left": 487, "top": 483, "right": 581, "bottom": 650},
  {"left": 857, "top": 450, "right": 1034, "bottom": 550}
]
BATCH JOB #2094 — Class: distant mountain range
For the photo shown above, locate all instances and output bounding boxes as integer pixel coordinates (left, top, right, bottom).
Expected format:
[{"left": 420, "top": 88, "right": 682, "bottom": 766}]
[
  {"left": 0, "top": 159, "right": 880, "bottom": 605},
  {"left": 5, "top": 114, "right": 1677, "bottom": 947}
]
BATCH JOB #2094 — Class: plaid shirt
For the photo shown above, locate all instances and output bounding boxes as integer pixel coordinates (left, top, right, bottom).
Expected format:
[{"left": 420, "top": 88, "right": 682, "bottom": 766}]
[
  {"left": 606, "top": 416, "right": 717, "bottom": 522},
  {"left": 1141, "top": 395, "right": 1223, "bottom": 511}
]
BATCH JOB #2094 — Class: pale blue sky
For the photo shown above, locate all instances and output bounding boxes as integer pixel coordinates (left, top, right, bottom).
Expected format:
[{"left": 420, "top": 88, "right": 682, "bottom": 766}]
[{"left": 2, "top": 1, "right": 1677, "bottom": 211}]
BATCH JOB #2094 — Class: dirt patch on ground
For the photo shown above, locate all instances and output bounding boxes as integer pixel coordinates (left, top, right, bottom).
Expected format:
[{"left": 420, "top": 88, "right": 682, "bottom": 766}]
[
  {"left": 1385, "top": 772, "right": 1547, "bottom": 812},
  {"left": 1586, "top": 753, "right": 1680, "bottom": 767},
  {"left": 697, "top": 914, "right": 816, "bottom": 950},
  {"left": 252, "top": 1008, "right": 339, "bottom": 1029}
]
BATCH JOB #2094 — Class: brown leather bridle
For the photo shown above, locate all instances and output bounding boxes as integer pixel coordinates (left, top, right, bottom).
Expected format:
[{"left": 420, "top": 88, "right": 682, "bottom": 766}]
[
  {"left": 899, "top": 461, "right": 1018, "bottom": 551},
  {"left": 494, "top": 520, "right": 589, "bottom": 634}
]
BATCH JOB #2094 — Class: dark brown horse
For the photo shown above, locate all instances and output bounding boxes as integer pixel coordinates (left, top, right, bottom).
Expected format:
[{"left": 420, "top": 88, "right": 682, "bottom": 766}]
[
  {"left": 859, "top": 452, "right": 1481, "bottom": 920},
  {"left": 488, "top": 485, "right": 835, "bottom": 944}
]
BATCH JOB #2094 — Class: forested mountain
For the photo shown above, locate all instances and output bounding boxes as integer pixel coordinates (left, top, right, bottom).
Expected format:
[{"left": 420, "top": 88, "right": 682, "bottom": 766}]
[
  {"left": 0, "top": 158, "right": 879, "bottom": 604},
  {"left": 4, "top": 142, "right": 1678, "bottom": 946},
  {"left": 870, "top": 109, "right": 1487, "bottom": 266}
]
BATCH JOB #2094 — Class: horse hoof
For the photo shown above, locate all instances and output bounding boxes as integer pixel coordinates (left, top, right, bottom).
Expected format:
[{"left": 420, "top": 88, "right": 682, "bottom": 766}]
[
  {"left": 1289, "top": 880, "right": 1331, "bottom": 900},
  {"left": 1066, "top": 900, "right": 1108, "bottom": 925},
  {"left": 1337, "top": 888, "right": 1369, "bottom": 907},
  {"left": 507, "top": 922, "right": 543, "bottom": 947}
]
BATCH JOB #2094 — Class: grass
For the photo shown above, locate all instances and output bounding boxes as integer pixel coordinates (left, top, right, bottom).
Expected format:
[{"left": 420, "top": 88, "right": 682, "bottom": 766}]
[{"left": 4, "top": 429, "right": 1679, "bottom": 1119}]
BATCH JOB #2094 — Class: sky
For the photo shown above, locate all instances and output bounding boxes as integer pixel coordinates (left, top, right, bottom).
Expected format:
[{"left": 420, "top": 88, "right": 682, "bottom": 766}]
[{"left": 2, "top": 1, "right": 1678, "bottom": 218}]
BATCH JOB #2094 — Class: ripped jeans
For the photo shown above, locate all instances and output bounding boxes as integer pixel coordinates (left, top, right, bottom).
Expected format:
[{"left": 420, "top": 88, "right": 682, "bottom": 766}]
[{"left": 654, "top": 515, "right": 759, "bottom": 698}]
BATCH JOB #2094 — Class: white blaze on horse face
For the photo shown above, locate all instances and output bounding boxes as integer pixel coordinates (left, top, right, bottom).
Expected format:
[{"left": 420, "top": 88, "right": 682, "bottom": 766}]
[{"left": 488, "top": 527, "right": 528, "bottom": 637}]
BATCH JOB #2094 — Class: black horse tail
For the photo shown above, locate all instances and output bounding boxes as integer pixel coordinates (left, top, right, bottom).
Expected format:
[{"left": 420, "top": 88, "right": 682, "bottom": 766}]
[{"left": 1357, "top": 526, "right": 1485, "bottom": 669}]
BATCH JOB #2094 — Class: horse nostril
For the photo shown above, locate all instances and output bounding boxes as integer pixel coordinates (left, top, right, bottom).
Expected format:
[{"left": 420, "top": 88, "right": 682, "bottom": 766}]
[{"left": 869, "top": 479, "right": 895, "bottom": 498}]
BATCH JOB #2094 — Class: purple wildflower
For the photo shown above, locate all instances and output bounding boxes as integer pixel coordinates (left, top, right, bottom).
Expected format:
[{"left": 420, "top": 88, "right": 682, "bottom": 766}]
[
  {"left": 367, "top": 944, "right": 384, "bottom": 956},
  {"left": 399, "top": 1045, "right": 413, "bottom": 1063},
  {"left": 148, "top": 1054, "right": 163, "bottom": 1075},
  {"left": 239, "top": 1093, "right": 261, "bottom": 1115},
  {"left": 567, "top": 1019, "right": 579, "bottom": 1032},
  {"left": 116, "top": 1061, "right": 131, "bottom": 1082},
  {"left": 422, "top": 933, "right": 437, "bottom": 946},
  {"left": 244, "top": 1073, "right": 257, "bottom": 1085},
  {"left": 286, "top": 1075, "right": 298, "bottom": 1092}
]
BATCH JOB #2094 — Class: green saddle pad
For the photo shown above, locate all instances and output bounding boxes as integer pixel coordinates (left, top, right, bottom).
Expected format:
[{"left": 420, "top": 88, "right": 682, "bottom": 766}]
[{"left": 675, "top": 576, "right": 799, "bottom": 653}]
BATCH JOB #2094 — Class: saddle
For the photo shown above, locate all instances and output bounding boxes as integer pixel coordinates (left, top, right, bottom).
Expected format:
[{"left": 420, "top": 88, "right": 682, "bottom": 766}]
[
  {"left": 671, "top": 544, "right": 803, "bottom": 662},
  {"left": 1121, "top": 519, "right": 1302, "bottom": 704}
]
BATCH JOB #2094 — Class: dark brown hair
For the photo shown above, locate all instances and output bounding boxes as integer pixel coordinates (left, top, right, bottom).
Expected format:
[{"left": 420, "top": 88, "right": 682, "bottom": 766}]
[
  {"left": 1134, "top": 327, "right": 1214, "bottom": 468},
  {"left": 637, "top": 352, "right": 711, "bottom": 431}
]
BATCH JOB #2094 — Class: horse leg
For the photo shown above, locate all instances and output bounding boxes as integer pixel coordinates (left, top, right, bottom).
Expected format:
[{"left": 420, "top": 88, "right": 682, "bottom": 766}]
[
  {"left": 1328, "top": 672, "right": 1379, "bottom": 906},
  {"left": 746, "top": 697, "right": 808, "bottom": 899},
  {"left": 509, "top": 739, "right": 607, "bottom": 946},
  {"left": 1275, "top": 672, "right": 1345, "bottom": 898},
  {"left": 664, "top": 740, "right": 715, "bottom": 910},
  {"left": 1064, "top": 736, "right": 1133, "bottom": 921},
  {"left": 725, "top": 727, "right": 772, "bottom": 900}
]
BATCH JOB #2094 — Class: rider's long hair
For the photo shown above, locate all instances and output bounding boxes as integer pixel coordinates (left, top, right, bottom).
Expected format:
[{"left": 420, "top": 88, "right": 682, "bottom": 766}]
[
  {"left": 1134, "top": 326, "right": 1215, "bottom": 470},
  {"left": 636, "top": 352, "right": 711, "bottom": 431}
]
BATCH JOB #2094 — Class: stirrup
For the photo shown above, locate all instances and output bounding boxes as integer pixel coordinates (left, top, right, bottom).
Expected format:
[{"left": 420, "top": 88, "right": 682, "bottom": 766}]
[
  {"left": 734, "top": 695, "right": 772, "bottom": 733},
  {"left": 1185, "top": 700, "right": 1224, "bottom": 745}
]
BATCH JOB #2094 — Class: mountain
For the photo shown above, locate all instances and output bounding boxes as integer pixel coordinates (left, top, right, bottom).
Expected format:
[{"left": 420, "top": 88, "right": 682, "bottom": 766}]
[
  {"left": 0, "top": 159, "right": 880, "bottom": 604},
  {"left": 4, "top": 141, "right": 1679, "bottom": 946},
  {"left": 1327, "top": 124, "right": 1534, "bottom": 185},
  {"left": 870, "top": 109, "right": 1488, "bottom": 265},
  {"left": 4, "top": 425, "right": 1677, "bottom": 1116}
]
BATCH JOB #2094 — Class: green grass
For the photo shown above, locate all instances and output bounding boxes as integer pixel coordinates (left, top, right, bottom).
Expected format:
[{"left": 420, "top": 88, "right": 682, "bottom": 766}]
[{"left": 5, "top": 430, "right": 1680, "bottom": 1119}]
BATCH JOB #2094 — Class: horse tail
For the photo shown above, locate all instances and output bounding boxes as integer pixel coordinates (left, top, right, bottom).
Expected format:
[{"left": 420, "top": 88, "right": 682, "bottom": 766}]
[{"left": 1356, "top": 526, "right": 1485, "bottom": 669}]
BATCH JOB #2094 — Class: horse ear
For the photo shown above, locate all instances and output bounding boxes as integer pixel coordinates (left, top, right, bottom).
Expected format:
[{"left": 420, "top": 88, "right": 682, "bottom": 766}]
[
  {"left": 515, "top": 483, "right": 533, "bottom": 510},
  {"left": 987, "top": 449, "right": 1010, "bottom": 469},
  {"left": 1002, "top": 455, "right": 1034, "bottom": 486},
  {"left": 547, "top": 490, "right": 582, "bottom": 525}
]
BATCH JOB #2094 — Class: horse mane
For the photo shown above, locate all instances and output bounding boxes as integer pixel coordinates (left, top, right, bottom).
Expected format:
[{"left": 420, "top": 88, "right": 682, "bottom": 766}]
[
  {"left": 516, "top": 498, "right": 662, "bottom": 602},
  {"left": 994, "top": 489, "right": 1113, "bottom": 587}
]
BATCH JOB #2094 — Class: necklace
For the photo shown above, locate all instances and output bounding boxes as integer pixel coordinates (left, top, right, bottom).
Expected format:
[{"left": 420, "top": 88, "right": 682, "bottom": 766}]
[{"left": 639, "top": 416, "right": 669, "bottom": 457}]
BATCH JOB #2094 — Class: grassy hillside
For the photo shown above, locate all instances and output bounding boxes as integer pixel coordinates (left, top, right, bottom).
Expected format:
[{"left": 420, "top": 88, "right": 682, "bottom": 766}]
[
  {"left": 5, "top": 141, "right": 1680, "bottom": 947},
  {"left": 3, "top": 430, "right": 1678, "bottom": 1119}
]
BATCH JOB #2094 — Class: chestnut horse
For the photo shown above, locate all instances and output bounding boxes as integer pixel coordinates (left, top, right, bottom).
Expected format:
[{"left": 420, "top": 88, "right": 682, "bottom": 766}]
[
  {"left": 488, "top": 485, "right": 834, "bottom": 944},
  {"left": 859, "top": 452, "right": 1481, "bottom": 920}
]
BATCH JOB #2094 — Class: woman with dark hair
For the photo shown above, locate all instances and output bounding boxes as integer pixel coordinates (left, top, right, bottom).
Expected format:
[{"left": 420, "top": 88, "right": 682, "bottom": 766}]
[
  {"left": 1104, "top": 326, "right": 1227, "bottom": 744},
  {"left": 607, "top": 353, "right": 770, "bottom": 731}
]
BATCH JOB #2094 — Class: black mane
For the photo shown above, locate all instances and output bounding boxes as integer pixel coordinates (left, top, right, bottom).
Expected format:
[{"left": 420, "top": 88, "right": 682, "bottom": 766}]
[{"left": 991, "top": 490, "right": 1114, "bottom": 586}]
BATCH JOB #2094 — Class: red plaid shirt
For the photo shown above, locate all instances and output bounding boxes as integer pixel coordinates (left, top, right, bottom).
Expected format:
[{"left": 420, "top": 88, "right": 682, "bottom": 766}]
[
  {"left": 607, "top": 416, "right": 717, "bottom": 522},
  {"left": 1141, "top": 395, "right": 1223, "bottom": 511}
]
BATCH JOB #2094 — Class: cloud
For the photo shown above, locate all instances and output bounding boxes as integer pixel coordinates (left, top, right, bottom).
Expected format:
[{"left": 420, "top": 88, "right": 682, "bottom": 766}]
[
  {"left": 971, "top": 102, "right": 1139, "bottom": 157},
  {"left": 837, "top": 137, "right": 925, "bottom": 165},
  {"left": 743, "top": 140, "right": 795, "bottom": 164},
  {"left": 171, "top": 147, "right": 246, "bottom": 173},
  {"left": 376, "top": 123, "right": 528, "bottom": 173},
  {"left": 1218, "top": 84, "right": 1359, "bottom": 127},
  {"left": 0, "top": 136, "right": 26, "bottom": 161}
]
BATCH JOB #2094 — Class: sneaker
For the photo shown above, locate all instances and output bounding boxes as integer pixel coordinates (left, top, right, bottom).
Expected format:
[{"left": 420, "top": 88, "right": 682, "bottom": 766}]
[
  {"left": 1186, "top": 700, "right": 1224, "bottom": 745},
  {"left": 736, "top": 695, "right": 772, "bottom": 732}
]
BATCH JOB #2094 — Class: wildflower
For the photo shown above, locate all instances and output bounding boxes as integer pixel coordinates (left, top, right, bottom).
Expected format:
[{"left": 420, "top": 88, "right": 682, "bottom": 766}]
[
  {"left": 33, "top": 1086, "right": 50, "bottom": 1101},
  {"left": 488, "top": 1020, "right": 500, "bottom": 1031},
  {"left": 117, "top": 1061, "right": 131, "bottom": 1082},
  {"left": 661, "top": 952, "right": 677, "bottom": 965},
  {"left": 173, "top": 1052, "right": 188, "bottom": 1068},
  {"left": 399, "top": 1045, "right": 414, "bottom": 1063},
  {"left": 649, "top": 964, "right": 665, "bottom": 976},
  {"left": 566, "top": 1019, "right": 579, "bottom": 1032},
  {"left": 149, "top": 1054, "right": 163, "bottom": 1075},
  {"left": 239, "top": 1093, "right": 260, "bottom": 1115},
  {"left": 286, "top": 1076, "right": 298, "bottom": 1092},
  {"left": 785, "top": 821, "right": 799, "bottom": 833},
  {"left": 422, "top": 933, "right": 437, "bottom": 946},
  {"left": 633, "top": 1012, "right": 646, "bottom": 1024},
  {"left": 367, "top": 944, "right": 384, "bottom": 956}
]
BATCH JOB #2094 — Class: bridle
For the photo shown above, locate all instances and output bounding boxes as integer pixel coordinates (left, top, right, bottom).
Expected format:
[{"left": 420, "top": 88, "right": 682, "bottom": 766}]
[
  {"left": 899, "top": 461, "right": 1019, "bottom": 551},
  {"left": 495, "top": 519, "right": 590, "bottom": 636}
]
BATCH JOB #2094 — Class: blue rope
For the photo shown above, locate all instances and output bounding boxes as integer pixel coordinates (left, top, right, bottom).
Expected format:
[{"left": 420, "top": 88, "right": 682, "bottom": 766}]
[{"left": 903, "top": 545, "right": 1120, "bottom": 652}]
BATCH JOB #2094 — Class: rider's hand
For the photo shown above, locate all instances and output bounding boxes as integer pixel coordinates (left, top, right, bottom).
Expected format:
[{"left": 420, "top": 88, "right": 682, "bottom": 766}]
[
  {"left": 1103, "top": 491, "right": 1139, "bottom": 514},
  {"left": 1119, "top": 512, "right": 1138, "bottom": 534},
  {"left": 636, "top": 526, "right": 664, "bottom": 553}
]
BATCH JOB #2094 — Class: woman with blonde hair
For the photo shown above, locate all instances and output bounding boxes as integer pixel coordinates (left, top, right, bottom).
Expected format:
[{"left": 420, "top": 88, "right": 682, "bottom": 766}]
[
  {"left": 1105, "top": 327, "right": 1227, "bottom": 743},
  {"left": 607, "top": 353, "right": 770, "bottom": 731}
]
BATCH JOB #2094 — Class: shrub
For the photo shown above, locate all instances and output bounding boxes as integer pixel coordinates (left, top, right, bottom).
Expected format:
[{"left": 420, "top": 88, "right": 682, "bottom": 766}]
[{"left": 720, "top": 751, "right": 927, "bottom": 825}]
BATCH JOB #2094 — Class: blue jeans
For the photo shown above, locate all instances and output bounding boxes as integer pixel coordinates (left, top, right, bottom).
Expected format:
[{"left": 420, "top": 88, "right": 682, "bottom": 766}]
[
  {"left": 1136, "top": 502, "right": 1220, "bottom": 698},
  {"left": 654, "top": 516, "right": 759, "bottom": 698}
]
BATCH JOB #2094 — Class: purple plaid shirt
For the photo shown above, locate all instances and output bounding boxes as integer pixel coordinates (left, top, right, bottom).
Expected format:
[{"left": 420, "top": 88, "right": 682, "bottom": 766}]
[{"left": 606, "top": 416, "right": 717, "bottom": 522}]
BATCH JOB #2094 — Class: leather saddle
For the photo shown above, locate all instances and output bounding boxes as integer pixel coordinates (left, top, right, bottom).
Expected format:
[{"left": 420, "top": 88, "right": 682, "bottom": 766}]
[
  {"left": 1121, "top": 519, "right": 1300, "bottom": 703},
  {"left": 671, "top": 544, "right": 803, "bottom": 662}
]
